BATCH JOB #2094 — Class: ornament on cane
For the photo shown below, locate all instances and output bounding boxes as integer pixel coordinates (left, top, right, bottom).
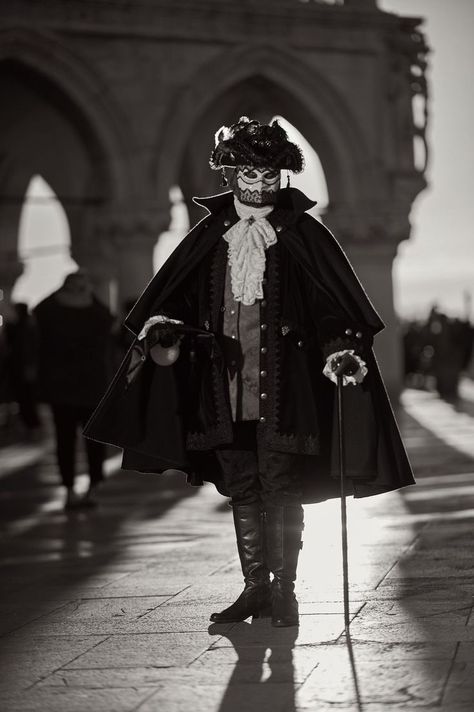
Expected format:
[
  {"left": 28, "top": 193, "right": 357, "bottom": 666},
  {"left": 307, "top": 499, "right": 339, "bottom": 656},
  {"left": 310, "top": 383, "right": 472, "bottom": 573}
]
[
  {"left": 331, "top": 352, "right": 360, "bottom": 377},
  {"left": 150, "top": 342, "right": 181, "bottom": 366}
]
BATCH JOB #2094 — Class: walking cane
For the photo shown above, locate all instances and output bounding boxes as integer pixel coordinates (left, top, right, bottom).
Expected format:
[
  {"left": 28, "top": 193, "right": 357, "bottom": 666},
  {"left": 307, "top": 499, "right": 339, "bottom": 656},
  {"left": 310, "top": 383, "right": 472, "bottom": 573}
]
[
  {"left": 333, "top": 352, "right": 359, "bottom": 635},
  {"left": 335, "top": 356, "right": 364, "bottom": 708},
  {"left": 336, "top": 372, "right": 350, "bottom": 634}
]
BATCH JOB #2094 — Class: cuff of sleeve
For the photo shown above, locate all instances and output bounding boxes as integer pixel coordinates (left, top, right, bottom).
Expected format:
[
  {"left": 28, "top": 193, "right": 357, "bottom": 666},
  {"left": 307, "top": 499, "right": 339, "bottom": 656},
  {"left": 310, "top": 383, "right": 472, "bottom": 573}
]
[{"left": 137, "top": 315, "right": 183, "bottom": 340}]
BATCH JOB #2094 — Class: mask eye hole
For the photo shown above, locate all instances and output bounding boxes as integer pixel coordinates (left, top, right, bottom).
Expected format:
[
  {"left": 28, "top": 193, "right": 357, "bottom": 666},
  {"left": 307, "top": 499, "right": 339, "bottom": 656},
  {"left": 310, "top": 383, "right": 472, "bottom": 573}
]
[
  {"left": 242, "top": 168, "right": 257, "bottom": 179},
  {"left": 263, "top": 169, "right": 278, "bottom": 180}
]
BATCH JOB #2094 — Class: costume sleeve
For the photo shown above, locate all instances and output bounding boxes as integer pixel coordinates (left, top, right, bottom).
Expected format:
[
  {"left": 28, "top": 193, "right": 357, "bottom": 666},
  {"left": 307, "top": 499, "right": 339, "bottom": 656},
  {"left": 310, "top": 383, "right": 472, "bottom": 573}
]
[
  {"left": 285, "top": 214, "right": 384, "bottom": 359},
  {"left": 305, "top": 276, "right": 373, "bottom": 360},
  {"left": 318, "top": 312, "right": 371, "bottom": 360},
  {"left": 152, "top": 278, "right": 197, "bottom": 325}
]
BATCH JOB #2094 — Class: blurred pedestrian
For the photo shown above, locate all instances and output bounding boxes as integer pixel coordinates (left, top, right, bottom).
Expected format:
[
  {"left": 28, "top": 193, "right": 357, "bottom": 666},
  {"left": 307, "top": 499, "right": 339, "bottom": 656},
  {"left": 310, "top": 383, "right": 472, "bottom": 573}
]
[
  {"left": 427, "top": 307, "right": 467, "bottom": 401},
  {"left": 34, "top": 270, "right": 113, "bottom": 509},
  {"left": 1, "top": 303, "right": 41, "bottom": 437}
]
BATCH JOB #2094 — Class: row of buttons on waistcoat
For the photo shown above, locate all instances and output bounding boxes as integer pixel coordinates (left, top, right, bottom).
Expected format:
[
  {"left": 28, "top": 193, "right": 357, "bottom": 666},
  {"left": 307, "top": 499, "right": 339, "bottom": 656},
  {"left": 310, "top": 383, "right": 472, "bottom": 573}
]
[{"left": 259, "top": 280, "right": 268, "bottom": 424}]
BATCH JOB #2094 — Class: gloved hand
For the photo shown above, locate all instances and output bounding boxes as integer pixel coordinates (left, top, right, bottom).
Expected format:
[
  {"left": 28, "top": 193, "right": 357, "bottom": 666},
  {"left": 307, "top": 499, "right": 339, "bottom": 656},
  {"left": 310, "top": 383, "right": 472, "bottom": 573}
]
[
  {"left": 138, "top": 315, "right": 184, "bottom": 366},
  {"left": 323, "top": 349, "right": 368, "bottom": 386}
]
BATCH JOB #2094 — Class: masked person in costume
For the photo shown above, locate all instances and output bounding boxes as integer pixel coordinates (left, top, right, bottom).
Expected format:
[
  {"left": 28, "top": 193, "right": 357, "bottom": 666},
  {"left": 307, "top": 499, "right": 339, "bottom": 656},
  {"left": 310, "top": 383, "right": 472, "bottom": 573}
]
[{"left": 85, "top": 117, "right": 415, "bottom": 627}]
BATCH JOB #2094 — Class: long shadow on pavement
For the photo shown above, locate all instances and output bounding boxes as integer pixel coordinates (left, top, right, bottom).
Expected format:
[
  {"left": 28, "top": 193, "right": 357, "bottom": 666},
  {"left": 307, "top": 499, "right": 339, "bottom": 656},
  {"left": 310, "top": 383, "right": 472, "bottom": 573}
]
[
  {"left": 0, "top": 451, "right": 200, "bottom": 628},
  {"left": 208, "top": 620, "right": 299, "bottom": 712},
  {"left": 347, "top": 405, "right": 474, "bottom": 710}
]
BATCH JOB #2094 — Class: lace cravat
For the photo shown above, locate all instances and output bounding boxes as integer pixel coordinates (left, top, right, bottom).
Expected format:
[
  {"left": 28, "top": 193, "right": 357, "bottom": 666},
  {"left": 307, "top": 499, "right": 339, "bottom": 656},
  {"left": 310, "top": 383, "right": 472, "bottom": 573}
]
[{"left": 223, "top": 197, "right": 277, "bottom": 306}]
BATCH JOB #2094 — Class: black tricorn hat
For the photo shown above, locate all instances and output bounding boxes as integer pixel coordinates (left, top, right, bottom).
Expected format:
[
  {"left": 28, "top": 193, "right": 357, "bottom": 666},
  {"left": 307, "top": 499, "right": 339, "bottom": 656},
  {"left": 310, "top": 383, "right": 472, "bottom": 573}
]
[{"left": 210, "top": 116, "right": 304, "bottom": 173}]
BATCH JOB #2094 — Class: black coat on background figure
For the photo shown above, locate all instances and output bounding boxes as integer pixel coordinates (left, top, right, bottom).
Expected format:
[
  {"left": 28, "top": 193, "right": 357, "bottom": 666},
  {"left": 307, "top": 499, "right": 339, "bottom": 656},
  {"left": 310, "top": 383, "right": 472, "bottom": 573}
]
[
  {"left": 35, "top": 277, "right": 114, "bottom": 490},
  {"left": 85, "top": 188, "right": 415, "bottom": 504},
  {"left": 34, "top": 294, "right": 113, "bottom": 408}
]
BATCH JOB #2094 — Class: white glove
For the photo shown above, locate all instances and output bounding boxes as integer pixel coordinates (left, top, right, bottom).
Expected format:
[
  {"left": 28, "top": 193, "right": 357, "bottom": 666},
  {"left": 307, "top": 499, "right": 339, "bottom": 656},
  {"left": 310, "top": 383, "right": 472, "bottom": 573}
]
[
  {"left": 137, "top": 314, "right": 183, "bottom": 341},
  {"left": 323, "top": 349, "right": 368, "bottom": 386}
]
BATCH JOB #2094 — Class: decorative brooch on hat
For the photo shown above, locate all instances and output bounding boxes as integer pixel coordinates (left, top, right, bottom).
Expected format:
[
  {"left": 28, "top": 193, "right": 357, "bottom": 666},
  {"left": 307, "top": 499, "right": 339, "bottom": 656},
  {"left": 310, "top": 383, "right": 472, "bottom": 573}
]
[{"left": 209, "top": 116, "right": 304, "bottom": 174}]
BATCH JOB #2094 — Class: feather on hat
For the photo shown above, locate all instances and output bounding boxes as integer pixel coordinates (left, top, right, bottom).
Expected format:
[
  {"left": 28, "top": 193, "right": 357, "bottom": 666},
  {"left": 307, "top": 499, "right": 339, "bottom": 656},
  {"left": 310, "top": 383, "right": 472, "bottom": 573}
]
[{"left": 210, "top": 116, "right": 304, "bottom": 173}]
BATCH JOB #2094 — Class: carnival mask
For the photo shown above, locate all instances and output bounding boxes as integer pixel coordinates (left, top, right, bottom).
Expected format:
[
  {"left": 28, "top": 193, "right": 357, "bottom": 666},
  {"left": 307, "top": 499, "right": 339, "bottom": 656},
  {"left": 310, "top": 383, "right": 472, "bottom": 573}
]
[{"left": 230, "top": 166, "right": 281, "bottom": 206}]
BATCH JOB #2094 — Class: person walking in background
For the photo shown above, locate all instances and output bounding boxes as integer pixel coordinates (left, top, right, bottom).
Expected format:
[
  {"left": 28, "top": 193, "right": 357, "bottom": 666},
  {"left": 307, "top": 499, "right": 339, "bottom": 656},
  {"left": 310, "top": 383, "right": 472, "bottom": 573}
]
[{"left": 34, "top": 270, "right": 113, "bottom": 510}]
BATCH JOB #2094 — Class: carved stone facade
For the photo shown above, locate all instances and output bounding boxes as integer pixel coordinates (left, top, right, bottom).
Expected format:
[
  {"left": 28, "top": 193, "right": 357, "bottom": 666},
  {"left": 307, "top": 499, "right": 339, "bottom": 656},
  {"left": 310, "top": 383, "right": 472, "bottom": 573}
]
[{"left": 0, "top": 0, "right": 428, "bottom": 398}]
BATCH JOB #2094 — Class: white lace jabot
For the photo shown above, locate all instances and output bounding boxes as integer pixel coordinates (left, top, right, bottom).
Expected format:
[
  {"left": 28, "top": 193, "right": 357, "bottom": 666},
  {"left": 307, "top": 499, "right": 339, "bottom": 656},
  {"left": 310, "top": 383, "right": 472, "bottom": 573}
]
[{"left": 223, "top": 197, "right": 277, "bottom": 306}]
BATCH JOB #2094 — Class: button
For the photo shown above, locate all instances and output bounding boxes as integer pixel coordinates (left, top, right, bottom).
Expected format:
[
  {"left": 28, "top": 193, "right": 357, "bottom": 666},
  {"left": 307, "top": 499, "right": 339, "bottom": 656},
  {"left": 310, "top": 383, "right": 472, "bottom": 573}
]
[
  {"left": 140, "top": 355, "right": 146, "bottom": 361},
  {"left": 297, "top": 340, "right": 304, "bottom": 348},
  {"left": 220, "top": 306, "right": 226, "bottom": 312},
  {"left": 231, "top": 334, "right": 236, "bottom": 339},
  {"left": 356, "top": 331, "right": 363, "bottom": 339},
  {"left": 223, "top": 219, "right": 231, "bottom": 227},
  {"left": 261, "top": 323, "right": 268, "bottom": 331},
  {"left": 345, "top": 328, "right": 353, "bottom": 336},
  {"left": 260, "top": 346, "right": 267, "bottom": 354},
  {"left": 203, "top": 223, "right": 209, "bottom": 229},
  {"left": 261, "top": 300, "right": 267, "bottom": 307},
  {"left": 260, "top": 393, "right": 268, "bottom": 400},
  {"left": 276, "top": 225, "right": 283, "bottom": 233},
  {"left": 259, "top": 416, "right": 266, "bottom": 423},
  {"left": 260, "top": 370, "right": 267, "bottom": 377},
  {"left": 230, "top": 309, "right": 236, "bottom": 316}
]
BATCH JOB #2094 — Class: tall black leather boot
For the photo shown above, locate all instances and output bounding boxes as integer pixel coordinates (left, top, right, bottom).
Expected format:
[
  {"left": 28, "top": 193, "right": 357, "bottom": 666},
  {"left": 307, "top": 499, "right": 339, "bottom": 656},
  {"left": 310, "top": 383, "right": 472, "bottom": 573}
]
[
  {"left": 210, "top": 503, "right": 271, "bottom": 623},
  {"left": 265, "top": 504, "right": 304, "bottom": 627}
]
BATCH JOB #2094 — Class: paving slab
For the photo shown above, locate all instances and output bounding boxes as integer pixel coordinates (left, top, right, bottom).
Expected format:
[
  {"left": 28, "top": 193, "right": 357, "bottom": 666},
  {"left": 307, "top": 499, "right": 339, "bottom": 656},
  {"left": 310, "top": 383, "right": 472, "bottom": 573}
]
[
  {"left": 1, "top": 686, "right": 155, "bottom": 712},
  {"left": 138, "top": 682, "right": 297, "bottom": 712},
  {"left": 19, "top": 596, "right": 173, "bottom": 636},
  {"left": 0, "top": 634, "right": 109, "bottom": 694},
  {"left": 296, "top": 658, "right": 450, "bottom": 708},
  {"left": 63, "top": 631, "right": 218, "bottom": 668}
]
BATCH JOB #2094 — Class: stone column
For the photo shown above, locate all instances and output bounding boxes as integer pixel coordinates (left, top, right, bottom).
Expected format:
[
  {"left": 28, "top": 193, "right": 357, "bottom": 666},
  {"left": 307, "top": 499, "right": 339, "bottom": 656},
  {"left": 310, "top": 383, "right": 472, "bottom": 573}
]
[
  {"left": 68, "top": 207, "right": 117, "bottom": 310},
  {"left": 0, "top": 249, "right": 23, "bottom": 326},
  {"left": 344, "top": 243, "right": 402, "bottom": 404},
  {"left": 0, "top": 203, "right": 24, "bottom": 324},
  {"left": 112, "top": 209, "right": 170, "bottom": 311},
  {"left": 69, "top": 206, "right": 169, "bottom": 314}
]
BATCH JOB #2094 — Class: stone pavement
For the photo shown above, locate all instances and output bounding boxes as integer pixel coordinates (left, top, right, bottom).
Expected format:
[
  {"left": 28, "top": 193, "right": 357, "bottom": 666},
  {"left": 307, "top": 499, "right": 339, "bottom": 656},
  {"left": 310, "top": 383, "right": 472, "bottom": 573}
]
[{"left": 0, "top": 386, "right": 473, "bottom": 712}]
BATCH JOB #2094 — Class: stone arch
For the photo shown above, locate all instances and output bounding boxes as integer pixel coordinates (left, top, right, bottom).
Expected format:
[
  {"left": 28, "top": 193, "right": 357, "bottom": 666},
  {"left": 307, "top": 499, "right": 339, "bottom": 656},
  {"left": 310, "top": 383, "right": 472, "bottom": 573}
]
[
  {"left": 154, "top": 44, "right": 373, "bottom": 218},
  {"left": 0, "top": 28, "right": 135, "bottom": 202},
  {"left": 0, "top": 29, "right": 135, "bottom": 300}
]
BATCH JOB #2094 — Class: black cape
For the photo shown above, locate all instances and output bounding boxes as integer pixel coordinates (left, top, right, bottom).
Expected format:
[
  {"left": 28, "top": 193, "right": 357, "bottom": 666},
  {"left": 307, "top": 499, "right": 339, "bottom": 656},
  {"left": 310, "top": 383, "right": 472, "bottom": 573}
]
[{"left": 85, "top": 188, "right": 415, "bottom": 503}]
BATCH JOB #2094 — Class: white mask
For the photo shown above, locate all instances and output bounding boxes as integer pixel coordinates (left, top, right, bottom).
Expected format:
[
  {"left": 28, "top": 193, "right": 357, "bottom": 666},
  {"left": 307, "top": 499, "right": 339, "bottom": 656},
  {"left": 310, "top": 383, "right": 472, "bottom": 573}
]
[{"left": 230, "top": 166, "right": 281, "bottom": 206}]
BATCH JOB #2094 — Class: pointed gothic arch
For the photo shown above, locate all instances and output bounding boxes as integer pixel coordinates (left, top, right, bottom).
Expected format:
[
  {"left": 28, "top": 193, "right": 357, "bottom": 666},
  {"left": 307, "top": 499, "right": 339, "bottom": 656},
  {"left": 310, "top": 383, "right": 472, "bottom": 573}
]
[
  {"left": 0, "top": 28, "right": 135, "bottom": 201},
  {"left": 0, "top": 29, "right": 136, "bottom": 300},
  {"left": 154, "top": 44, "right": 373, "bottom": 218}
]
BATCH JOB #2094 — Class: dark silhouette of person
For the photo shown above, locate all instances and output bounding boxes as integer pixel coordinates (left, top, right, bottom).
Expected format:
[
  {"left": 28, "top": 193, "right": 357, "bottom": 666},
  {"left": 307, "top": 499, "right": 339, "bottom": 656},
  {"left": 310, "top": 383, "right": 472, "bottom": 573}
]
[
  {"left": 34, "top": 270, "right": 114, "bottom": 509},
  {"left": 2, "top": 302, "right": 41, "bottom": 435},
  {"left": 425, "top": 306, "right": 472, "bottom": 401}
]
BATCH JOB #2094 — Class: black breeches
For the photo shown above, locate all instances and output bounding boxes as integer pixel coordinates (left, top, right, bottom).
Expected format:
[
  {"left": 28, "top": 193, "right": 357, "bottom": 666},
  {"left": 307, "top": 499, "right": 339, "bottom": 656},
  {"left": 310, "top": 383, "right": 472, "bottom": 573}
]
[
  {"left": 50, "top": 404, "right": 105, "bottom": 488},
  {"left": 215, "top": 421, "right": 302, "bottom": 506}
]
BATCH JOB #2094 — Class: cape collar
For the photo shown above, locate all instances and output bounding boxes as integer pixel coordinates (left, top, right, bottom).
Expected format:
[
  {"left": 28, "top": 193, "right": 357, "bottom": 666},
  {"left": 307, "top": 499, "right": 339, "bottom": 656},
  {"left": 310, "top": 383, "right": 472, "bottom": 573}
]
[{"left": 193, "top": 187, "right": 317, "bottom": 219}]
